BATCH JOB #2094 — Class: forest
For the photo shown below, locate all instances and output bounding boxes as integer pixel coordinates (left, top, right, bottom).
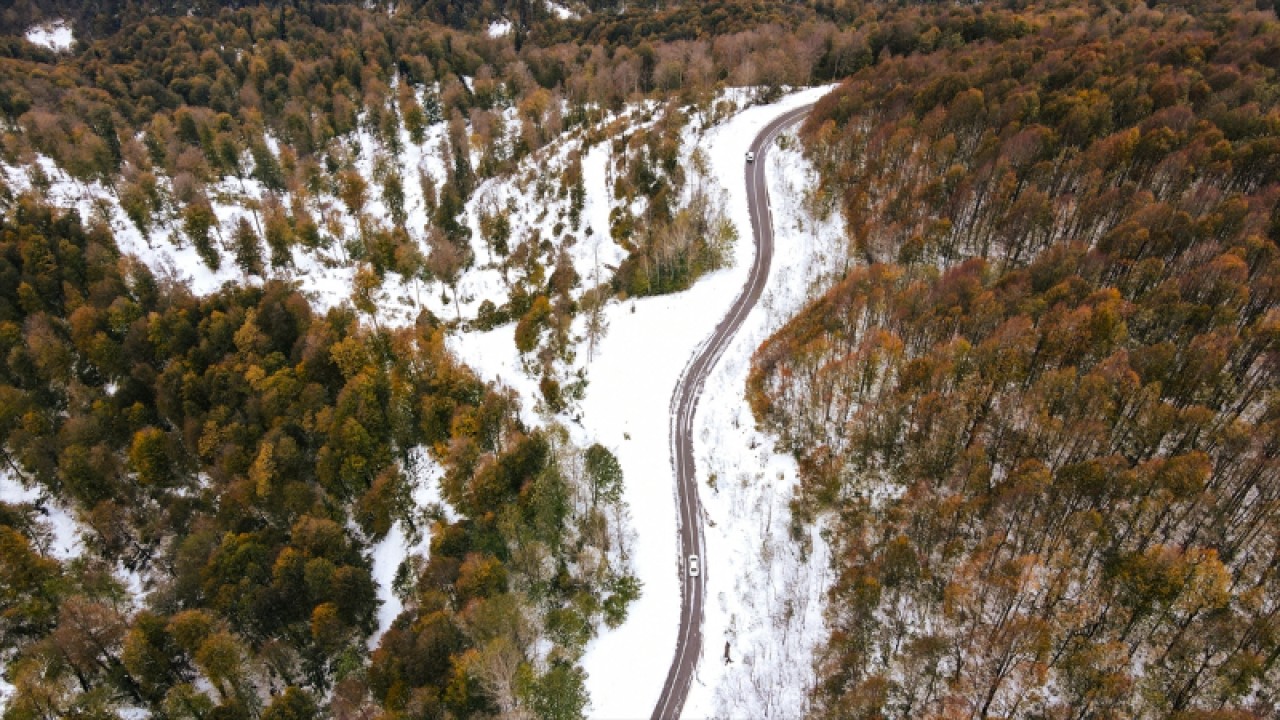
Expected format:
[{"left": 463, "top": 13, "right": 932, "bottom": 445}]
[
  {"left": 6, "top": 0, "right": 1280, "bottom": 717},
  {"left": 749, "top": 0, "right": 1280, "bottom": 717}
]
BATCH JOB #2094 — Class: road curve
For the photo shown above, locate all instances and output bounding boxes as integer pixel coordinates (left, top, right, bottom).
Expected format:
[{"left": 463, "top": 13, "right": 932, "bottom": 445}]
[{"left": 651, "top": 103, "right": 814, "bottom": 720}]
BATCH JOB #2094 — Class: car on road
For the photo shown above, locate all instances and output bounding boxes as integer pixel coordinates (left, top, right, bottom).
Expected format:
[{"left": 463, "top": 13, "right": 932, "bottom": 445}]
[
  {"left": 688, "top": 554, "right": 699, "bottom": 577},
  {"left": 745, "top": 151, "right": 755, "bottom": 163}
]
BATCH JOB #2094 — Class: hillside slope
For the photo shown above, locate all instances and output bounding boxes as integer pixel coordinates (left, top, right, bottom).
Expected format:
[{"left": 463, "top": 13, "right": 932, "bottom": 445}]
[{"left": 751, "top": 3, "right": 1280, "bottom": 717}]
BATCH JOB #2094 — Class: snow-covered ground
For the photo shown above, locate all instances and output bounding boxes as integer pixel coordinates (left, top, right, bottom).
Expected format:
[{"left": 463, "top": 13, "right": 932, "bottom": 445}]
[
  {"left": 685, "top": 106, "right": 846, "bottom": 720},
  {"left": 0, "top": 83, "right": 634, "bottom": 335},
  {"left": 25, "top": 21, "right": 74, "bottom": 52},
  {"left": 437, "top": 108, "right": 640, "bottom": 329},
  {"left": 451, "top": 85, "right": 838, "bottom": 719},
  {"left": 0, "top": 157, "right": 342, "bottom": 311}
]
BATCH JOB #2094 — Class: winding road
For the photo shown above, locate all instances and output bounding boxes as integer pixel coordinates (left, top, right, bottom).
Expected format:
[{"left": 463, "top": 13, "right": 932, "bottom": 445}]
[{"left": 651, "top": 103, "right": 814, "bottom": 720}]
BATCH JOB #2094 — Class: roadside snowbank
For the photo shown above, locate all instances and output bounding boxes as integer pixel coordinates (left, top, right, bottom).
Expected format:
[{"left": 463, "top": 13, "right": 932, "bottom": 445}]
[{"left": 684, "top": 109, "right": 845, "bottom": 719}]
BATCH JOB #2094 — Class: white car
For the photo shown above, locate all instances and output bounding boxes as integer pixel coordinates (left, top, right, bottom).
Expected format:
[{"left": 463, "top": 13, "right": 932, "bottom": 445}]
[
  {"left": 745, "top": 151, "right": 755, "bottom": 163},
  {"left": 688, "top": 554, "right": 700, "bottom": 577}
]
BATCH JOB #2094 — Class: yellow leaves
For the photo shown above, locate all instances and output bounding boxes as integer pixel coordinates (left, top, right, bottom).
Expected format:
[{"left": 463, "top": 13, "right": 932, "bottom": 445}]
[
  {"left": 871, "top": 328, "right": 906, "bottom": 360},
  {"left": 290, "top": 515, "right": 348, "bottom": 559},
  {"left": 128, "top": 426, "right": 173, "bottom": 487},
  {"left": 456, "top": 552, "right": 509, "bottom": 603},
  {"left": 233, "top": 308, "right": 268, "bottom": 356},
  {"left": 23, "top": 313, "right": 72, "bottom": 380},
  {"left": 1180, "top": 546, "right": 1231, "bottom": 612},
  {"left": 948, "top": 87, "right": 986, "bottom": 127},
  {"left": 1109, "top": 544, "right": 1231, "bottom": 618},
  {"left": 352, "top": 264, "right": 382, "bottom": 318},
  {"left": 197, "top": 419, "right": 226, "bottom": 463},
  {"left": 194, "top": 630, "right": 243, "bottom": 695},
  {"left": 310, "top": 602, "right": 345, "bottom": 652},
  {"left": 106, "top": 294, "right": 142, "bottom": 334},
  {"left": 250, "top": 441, "right": 276, "bottom": 498},
  {"left": 313, "top": 405, "right": 334, "bottom": 436},
  {"left": 513, "top": 295, "right": 552, "bottom": 354},
  {"left": 518, "top": 87, "right": 552, "bottom": 123},
  {"left": 271, "top": 546, "right": 305, "bottom": 588},
  {"left": 1145, "top": 451, "right": 1211, "bottom": 499},
  {"left": 0, "top": 524, "right": 61, "bottom": 610},
  {"left": 244, "top": 363, "right": 266, "bottom": 388},
  {"left": 166, "top": 609, "right": 215, "bottom": 654},
  {"left": 1109, "top": 126, "right": 1142, "bottom": 166},
  {"left": 1198, "top": 251, "right": 1250, "bottom": 305},
  {"left": 354, "top": 466, "right": 404, "bottom": 540},
  {"left": 330, "top": 335, "right": 370, "bottom": 379},
  {"left": 337, "top": 169, "right": 368, "bottom": 216}
]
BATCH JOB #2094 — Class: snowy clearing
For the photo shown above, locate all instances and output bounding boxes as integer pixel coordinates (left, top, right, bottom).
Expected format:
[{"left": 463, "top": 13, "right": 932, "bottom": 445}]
[{"left": 25, "top": 21, "right": 74, "bottom": 52}]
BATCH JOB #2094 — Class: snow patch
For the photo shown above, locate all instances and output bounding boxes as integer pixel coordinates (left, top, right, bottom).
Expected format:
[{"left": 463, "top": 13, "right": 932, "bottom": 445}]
[
  {"left": 368, "top": 448, "right": 445, "bottom": 648},
  {"left": 0, "top": 467, "right": 85, "bottom": 561},
  {"left": 368, "top": 522, "right": 414, "bottom": 645},
  {"left": 25, "top": 21, "right": 74, "bottom": 52},
  {"left": 568, "top": 141, "right": 628, "bottom": 275},
  {"left": 488, "top": 19, "right": 513, "bottom": 37},
  {"left": 547, "top": 1, "right": 576, "bottom": 20}
]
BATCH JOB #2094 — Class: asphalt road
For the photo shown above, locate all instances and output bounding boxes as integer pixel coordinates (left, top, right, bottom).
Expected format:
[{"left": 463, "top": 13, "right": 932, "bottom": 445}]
[{"left": 650, "top": 103, "right": 814, "bottom": 720}]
